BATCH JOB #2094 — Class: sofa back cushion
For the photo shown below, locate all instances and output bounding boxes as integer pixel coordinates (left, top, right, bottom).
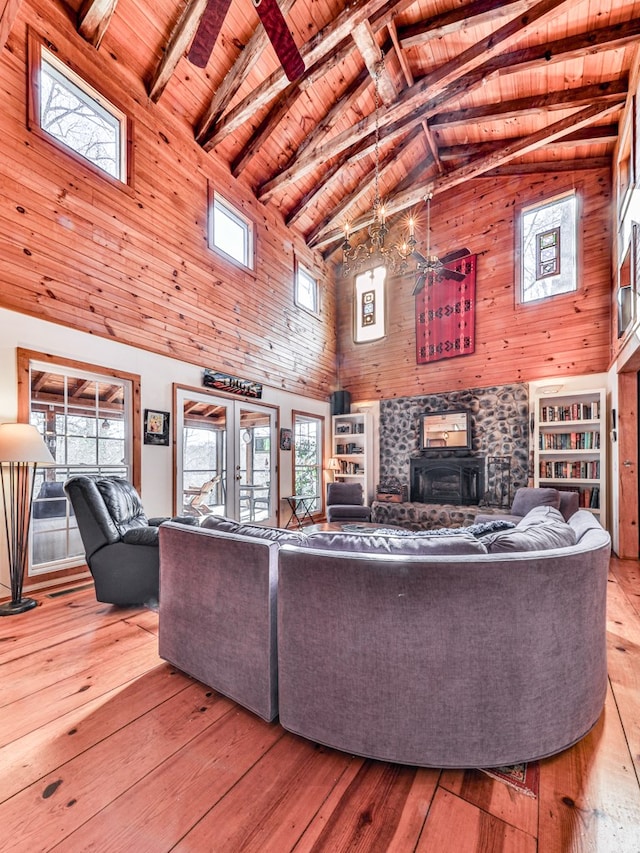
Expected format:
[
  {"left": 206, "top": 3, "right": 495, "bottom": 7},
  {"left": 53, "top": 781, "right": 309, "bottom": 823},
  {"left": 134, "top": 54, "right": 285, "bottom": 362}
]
[
  {"left": 483, "top": 506, "right": 576, "bottom": 553},
  {"left": 326, "top": 482, "right": 364, "bottom": 506},
  {"left": 510, "top": 487, "right": 560, "bottom": 517},
  {"left": 201, "top": 514, "right": 304, "bottom": 544},
  {"left": 300, "top": 530, "right": 488, "bottom": 555}
]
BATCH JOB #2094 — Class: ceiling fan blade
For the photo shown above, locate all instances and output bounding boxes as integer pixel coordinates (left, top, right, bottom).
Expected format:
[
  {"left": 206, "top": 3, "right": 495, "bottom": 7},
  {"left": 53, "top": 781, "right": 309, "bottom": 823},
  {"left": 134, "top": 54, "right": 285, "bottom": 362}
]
[
  {"left": 439, "top": 247, "right": 470, "bottom": 265},
  {"left": 253, "top": 0, "right": 305, "bottom": 81},
  {"left": 411, "top": 250, "right": 428, "bottom": 265},
  {"left": 412, "top": 274, "right": 427, "bottom": 296},
  {"left": 188, "top": 0, "right": 232, "bottom": 68},
  {"left": 441, "top": 267, "right": 466, "bottom": 282}
]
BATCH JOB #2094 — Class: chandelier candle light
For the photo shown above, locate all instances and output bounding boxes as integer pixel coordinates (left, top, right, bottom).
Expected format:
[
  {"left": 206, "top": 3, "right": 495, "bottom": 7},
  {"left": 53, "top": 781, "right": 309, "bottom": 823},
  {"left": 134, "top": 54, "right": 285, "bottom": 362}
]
[
  {"left": 342, "top": 59, "right": 417, "bottom": 276},
  {"left": 0, "top": 423, "right": 55, "bottom": 616}
]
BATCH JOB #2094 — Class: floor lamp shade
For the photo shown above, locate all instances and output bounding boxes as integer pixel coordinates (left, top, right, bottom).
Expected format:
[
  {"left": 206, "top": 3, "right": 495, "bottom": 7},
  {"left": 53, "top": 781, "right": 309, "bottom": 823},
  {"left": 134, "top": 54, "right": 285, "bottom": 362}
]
[{"left": 0, "top": 424, "right": 55, "bottom": 616}]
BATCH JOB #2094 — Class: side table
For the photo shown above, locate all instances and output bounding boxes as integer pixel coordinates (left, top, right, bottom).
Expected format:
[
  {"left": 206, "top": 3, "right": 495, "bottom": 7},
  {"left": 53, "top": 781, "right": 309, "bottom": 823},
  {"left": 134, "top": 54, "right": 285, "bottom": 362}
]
[{"left": 283, "top": 494, "right": 318, "bottom": 528}]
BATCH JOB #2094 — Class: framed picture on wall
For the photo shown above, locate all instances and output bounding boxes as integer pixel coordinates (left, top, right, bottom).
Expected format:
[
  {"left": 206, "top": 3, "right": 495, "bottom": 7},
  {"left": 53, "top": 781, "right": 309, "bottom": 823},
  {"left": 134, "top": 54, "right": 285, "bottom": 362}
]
[
  {"left": 279, "top": 427, "right": 292, "bottom": 450},
  {"left": 144, "top": 409, "right": 170, "bottom": 445}
]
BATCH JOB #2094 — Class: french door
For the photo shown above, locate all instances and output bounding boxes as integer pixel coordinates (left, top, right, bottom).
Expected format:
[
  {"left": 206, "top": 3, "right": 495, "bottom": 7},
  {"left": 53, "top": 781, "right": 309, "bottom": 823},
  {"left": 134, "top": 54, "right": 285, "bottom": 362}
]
[{"left": 176, "top": 388, "right": 277, "bottom": 526}]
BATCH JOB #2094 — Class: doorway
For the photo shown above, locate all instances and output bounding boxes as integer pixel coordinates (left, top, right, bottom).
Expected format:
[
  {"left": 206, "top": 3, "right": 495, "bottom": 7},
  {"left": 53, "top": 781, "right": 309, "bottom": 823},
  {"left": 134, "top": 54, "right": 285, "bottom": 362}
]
[{"left": 175, "top": 388, "right": 278, "bottom": 526}]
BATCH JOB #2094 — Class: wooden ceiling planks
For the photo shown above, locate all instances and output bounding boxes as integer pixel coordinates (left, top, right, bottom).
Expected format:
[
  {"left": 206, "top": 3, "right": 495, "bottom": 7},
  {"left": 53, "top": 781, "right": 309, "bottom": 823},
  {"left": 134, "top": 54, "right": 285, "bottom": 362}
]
[{"left": 63, "top": 0, "right": 640, "bottom": 258}]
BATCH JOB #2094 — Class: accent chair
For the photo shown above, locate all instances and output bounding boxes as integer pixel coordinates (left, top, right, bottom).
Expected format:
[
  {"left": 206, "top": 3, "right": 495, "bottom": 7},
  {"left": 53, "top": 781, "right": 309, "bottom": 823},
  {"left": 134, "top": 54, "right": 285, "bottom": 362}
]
[{"left": 326, "top": 481, "right": 371, "bottom": 523}]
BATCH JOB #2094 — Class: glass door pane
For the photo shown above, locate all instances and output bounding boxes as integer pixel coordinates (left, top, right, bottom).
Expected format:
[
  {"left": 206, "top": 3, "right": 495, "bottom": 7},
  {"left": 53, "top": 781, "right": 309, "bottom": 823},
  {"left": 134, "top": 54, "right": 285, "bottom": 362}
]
[
  {"left": 238, "top": 406, "right": 276, "bottom": 526},
  {"left": 181, "top": 396, "right": 228, "bottom": 517}
]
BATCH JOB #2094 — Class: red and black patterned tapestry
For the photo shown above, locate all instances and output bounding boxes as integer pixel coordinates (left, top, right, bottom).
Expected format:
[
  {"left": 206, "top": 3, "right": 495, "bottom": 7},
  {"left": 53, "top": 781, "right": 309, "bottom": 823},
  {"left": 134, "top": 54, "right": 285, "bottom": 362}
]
[{"left": 416, "top": 254, "right": 477, "bottom": 364}]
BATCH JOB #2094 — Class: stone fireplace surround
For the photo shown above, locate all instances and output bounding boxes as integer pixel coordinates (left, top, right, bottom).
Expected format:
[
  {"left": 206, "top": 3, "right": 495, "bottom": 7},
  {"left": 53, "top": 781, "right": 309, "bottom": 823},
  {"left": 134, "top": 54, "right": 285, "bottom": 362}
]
[{"left": 374, "top": 384, "right": 529, "bottom": 529}]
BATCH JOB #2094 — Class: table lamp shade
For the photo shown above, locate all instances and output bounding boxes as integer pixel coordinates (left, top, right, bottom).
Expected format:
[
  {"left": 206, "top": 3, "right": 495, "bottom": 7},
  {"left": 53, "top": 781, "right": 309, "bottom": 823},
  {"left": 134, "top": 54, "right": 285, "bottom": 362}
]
[{"left": 0, "top": 423, "right": 55, "bottom": 464}]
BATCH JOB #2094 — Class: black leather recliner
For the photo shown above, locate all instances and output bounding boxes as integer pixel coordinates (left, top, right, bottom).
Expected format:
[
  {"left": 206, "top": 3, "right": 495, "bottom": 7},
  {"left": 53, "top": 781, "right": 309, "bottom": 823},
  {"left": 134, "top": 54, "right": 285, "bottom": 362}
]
[{"left": 64, "top": 475, "right": 197, "bottom": 606}]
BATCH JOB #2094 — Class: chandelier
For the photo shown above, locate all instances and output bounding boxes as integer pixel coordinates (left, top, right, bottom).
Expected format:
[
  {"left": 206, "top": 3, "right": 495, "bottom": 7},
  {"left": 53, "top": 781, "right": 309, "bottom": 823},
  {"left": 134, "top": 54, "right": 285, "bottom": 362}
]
[{"left": 341, "top": 59, "right": 417, "bottom": 277}]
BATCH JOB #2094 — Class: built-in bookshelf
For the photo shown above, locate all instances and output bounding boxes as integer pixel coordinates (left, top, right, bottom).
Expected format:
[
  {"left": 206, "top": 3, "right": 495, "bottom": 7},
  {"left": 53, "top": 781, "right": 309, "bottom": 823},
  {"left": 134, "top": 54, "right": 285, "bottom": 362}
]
[
  {"left": 533, "top": 386, "right": 606, "bottom": 525},
  {"left": 331, "top": 412, "right": 374, "bottom": 504}
]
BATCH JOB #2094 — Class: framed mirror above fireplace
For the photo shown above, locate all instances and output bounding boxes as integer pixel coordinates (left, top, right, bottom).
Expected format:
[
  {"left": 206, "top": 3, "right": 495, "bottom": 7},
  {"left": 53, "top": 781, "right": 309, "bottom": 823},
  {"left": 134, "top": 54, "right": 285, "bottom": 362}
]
[{"left": 420, "top": 410, "right": 471, "bottom": 450}]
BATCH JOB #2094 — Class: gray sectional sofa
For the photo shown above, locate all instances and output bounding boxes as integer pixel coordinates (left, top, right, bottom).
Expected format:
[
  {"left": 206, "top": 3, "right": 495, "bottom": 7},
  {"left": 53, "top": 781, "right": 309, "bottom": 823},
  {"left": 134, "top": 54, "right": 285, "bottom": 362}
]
[{"left": 158, "top": 506, "right": 611, "bottom": 768}]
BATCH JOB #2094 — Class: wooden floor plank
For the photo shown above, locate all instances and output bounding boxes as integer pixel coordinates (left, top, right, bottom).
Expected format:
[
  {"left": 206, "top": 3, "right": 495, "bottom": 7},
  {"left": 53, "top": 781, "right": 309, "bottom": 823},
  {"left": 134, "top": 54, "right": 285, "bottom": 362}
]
[
  {"left": 537, "top": 683, "right": 640, "bottom": 853},
  {"left": 440, "top": 767, "right": 539, "bottom": 838},
  {"left": 0, "top": 663, "right": 189, "bottom": 804},
  {"left": 0, "top": 684, "right": 235, "bottom": 853},
  {"left": 414, "top": 787, "right": 537, "bottom": 852},
  {"left": 0, "top": 558, "right": 638, "bottom": 852},
  {"left": 49, "top": 708, "right": 285, "bottom": 853}
]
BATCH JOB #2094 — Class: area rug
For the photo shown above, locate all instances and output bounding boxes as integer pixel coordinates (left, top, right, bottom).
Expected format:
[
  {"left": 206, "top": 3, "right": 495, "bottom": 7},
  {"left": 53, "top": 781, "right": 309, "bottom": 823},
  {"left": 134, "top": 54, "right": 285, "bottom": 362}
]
[{"left": 479, "top": 762, "right": 540, "bottom": 797}]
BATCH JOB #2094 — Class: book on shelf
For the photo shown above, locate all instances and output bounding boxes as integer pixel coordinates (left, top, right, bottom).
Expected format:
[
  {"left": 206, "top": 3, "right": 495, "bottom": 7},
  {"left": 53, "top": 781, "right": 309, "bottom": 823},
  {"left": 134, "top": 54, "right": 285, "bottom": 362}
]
[{"left": 540, "top": 401, "right": 600, "bottom": 422}]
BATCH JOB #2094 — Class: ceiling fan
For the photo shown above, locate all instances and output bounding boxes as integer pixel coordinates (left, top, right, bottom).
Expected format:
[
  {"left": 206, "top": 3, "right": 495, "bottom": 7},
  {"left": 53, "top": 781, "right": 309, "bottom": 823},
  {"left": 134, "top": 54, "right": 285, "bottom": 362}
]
[
  {"left": 188, "top": 0, "right": 305, "bottom": 82},
  {"left": 412, "top": 194, "right": 471, "bottom": 296}
]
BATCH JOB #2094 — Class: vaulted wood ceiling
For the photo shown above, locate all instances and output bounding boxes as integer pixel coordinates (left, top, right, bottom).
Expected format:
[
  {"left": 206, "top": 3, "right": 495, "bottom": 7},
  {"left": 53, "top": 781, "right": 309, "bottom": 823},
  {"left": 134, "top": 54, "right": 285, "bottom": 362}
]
[{"left": 74, "top": 0, "right": 638, "bottom": 259}]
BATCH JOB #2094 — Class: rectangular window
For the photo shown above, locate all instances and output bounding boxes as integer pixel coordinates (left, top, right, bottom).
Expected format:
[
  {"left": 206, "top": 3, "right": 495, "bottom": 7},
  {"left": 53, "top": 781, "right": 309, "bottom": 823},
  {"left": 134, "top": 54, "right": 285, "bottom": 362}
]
[
  {"left": 520, "top": 192, "right": 577, "bottom": 303},
  {"left": 354, "top": 265, "right": 386, "bottom": 342},
  {"left": 37, "top": 46, "right": 127, "bottom": 182},
  {"left": 209, "top": 192, "right": 254, "bottom": 269},
  {"left": 26, "top": 360, "right": 134, "bottom": 575},
  {"left": 295, "top": 261, "right": 319, "bottom": 314},
  {"left": 293, "top": 413, "right": 323, "bottom": 514}
]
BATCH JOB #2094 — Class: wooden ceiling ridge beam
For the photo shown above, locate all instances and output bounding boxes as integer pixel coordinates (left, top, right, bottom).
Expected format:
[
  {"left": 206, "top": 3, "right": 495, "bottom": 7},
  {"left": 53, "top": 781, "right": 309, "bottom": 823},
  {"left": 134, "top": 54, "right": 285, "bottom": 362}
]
[
  {"left": 305, "top": 127, "right": 422, "bottom": 247},
  {"left": 397, "top": 0, "right": 534, "bottom": 48},
  {"left": 199, "top": 0, "right": 414, "bottom": 150},
  {"left": 430, "top": 78, "right": 629, "bottom": 129},
  {"left": 257, "top": 0, "right": 570, "bottom": 202},
  {"left": 77, "top": 0, "right": 119, "bottom": 49},
  {"left": 316, "top": 100, "right": 621, "bottom": 251},
  {"left": 147, "top": 0, "right": 209, "bottom": 102},
  {"left": 194, "top": 0, "right": 297, "bottom": 137}
]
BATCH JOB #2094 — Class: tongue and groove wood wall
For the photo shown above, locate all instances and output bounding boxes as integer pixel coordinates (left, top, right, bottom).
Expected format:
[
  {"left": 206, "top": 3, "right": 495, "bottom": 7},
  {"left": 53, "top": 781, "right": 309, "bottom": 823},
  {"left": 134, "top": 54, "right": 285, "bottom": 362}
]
[
  {"left": 335, "top": 168, "right": 613, "bottom": 401},
  {"left": 0, "top": 1, "right": 613, "bottom": 406},
  {"left": 0, "top": 0, "right": 335, "bottom": 401}
]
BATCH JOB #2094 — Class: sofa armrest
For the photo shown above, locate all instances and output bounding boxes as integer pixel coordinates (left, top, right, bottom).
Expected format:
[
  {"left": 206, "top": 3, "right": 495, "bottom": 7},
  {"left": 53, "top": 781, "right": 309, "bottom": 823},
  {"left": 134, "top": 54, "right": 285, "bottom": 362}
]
[{"left": 122, "top": 527, "right": 159, "bottom": 546}]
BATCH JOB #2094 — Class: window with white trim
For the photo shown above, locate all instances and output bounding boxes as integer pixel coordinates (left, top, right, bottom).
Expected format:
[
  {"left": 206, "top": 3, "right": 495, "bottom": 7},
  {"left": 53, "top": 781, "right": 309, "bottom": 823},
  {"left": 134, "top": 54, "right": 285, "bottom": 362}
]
[
  {"left": 26, "top": 361, "right": 134, "bottom": 575},
  {"left": 293, "top": 413, "right": 323, "bottom": 514},
  {"left": 295, "top": 262, "right": 319, "bottom": 314},
  {"left": 520, "top": 192, "right": 577, "bottom": 303},
  {"left": 209, "top": 192, "right": 254, "bottom": 269},
  {"left": 38, "top": 46, "right": 127, "bottom": 182}
]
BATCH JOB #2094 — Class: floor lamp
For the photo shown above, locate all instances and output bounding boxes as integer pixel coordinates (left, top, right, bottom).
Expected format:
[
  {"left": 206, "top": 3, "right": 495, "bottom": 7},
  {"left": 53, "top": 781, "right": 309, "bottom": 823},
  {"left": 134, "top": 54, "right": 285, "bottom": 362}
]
[{"left": 0, "top": 423, "right": 55, "bottom": 616}]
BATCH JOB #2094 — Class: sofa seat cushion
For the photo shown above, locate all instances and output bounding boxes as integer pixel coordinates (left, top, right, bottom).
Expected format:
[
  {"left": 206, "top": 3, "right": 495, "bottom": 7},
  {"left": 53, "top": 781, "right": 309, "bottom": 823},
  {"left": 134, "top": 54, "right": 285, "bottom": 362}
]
[
  {"left": 300, "top": 530, "right": 488, "bottom": 555},
  {"left": 327, "top": 504, "right": 372, "bottom": 522},
  {"left": 483, "top": 506, "right": 576, "bottom": 553}
]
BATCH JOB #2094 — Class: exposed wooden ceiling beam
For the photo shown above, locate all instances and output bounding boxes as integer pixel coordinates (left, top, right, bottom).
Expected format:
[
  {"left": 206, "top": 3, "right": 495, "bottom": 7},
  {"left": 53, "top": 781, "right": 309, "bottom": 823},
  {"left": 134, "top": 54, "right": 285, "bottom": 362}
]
[
  {"left": 0, "top": 0, "right": 23, "bottom": 50},
  {"left": 258, "top": 0, "right": 570, "bottom": 202},
  {"left": 77, "top": 0, "right": 119, "bottom": 49},
  {"left": 305, "top": 127, "right": 421, "bottom": 247},
  {"left": 483, "top": 158, "right": 612, "bottom": 175},
  {"left": 319, "top": 100, "right": 622, "bottom": 250},
  {"left": 439, "top": 125, "right": 619, "bottom": 162},
  {"left": 199, "top": 0, "right": 415, "bottom": 150},
  {"left": 147, "top": 0, "right": 208, "bottom": 102},
  {"left": 194, "top": 0, "right": 297, "bottom": 138},
  {"left": 398, "top": 0, "right": 533, "bottom": 48},
  {"left": 429, "top": 79, "right": 628, "bottom": 129},
  {"left": 352, "top": 20, "right": 399, "bottom": 105}
]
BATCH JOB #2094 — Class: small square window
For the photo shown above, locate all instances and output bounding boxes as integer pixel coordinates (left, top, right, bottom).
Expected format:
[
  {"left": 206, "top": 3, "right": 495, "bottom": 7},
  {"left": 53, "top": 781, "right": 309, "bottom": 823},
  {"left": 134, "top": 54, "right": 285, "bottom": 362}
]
[
  {"left": 520, "top": 192, "right": 577, "bottom": 303},
  {"left": 295, "top": 262, "right": 319, "bottom": 314},
  {"left": 37, "top": 46, "right": 127, "bottom": 183},
  {"left": 209, "top": 192, "right": 254, "bottom": 269}
]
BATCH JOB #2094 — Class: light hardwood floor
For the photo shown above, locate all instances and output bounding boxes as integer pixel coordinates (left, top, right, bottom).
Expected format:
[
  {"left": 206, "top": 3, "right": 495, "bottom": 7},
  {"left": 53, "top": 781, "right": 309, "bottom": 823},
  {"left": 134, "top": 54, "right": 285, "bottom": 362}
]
[{"left": 1, "top": 557, "right": 639, "bottom": 852}]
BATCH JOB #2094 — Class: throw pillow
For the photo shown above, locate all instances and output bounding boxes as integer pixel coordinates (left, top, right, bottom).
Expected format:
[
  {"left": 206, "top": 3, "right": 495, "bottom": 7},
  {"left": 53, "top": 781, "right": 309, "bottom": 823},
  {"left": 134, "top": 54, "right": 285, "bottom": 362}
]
[{"left": 483, "top": 508, "right": 577, "bottom": 553}]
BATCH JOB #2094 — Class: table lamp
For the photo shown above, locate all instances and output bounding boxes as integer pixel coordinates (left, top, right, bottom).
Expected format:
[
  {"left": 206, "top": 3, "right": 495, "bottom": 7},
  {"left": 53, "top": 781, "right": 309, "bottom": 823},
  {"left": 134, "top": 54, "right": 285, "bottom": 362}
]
[{"left": 0, "top": 423, "right": 55, "bottom": 616}]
